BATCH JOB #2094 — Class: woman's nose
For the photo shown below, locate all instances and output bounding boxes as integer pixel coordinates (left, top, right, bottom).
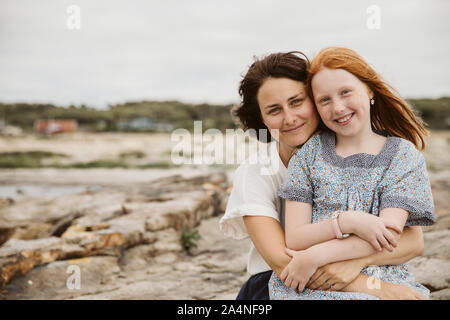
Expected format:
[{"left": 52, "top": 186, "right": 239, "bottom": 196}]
[{"left": 283, "top": 108, "right": 297, "bottom": 125}]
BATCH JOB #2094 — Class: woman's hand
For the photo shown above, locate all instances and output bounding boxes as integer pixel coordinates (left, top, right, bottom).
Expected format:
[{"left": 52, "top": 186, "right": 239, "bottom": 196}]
[
  {"left": 280, "top": 248, "right": 320, "bottom": 292},
  {"left": 340, "top": 211, "right": 402, "bottom": 252},
  {"left": 306, "top": 258, "right": 366, "bottom": 291},
  {"left": 376, "top": 282, "right": 428, "bottom": 300}
]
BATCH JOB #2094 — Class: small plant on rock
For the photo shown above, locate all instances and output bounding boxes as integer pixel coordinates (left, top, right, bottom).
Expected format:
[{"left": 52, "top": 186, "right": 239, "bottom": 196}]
[{"left": 181, "top": 224, "right": 201, "bottom": 255}]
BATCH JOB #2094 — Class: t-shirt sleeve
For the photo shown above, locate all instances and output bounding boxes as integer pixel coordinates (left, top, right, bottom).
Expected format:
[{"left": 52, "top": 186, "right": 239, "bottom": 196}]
[
  {"left": 219, "top": 162, "right": 280, "bottom": 240},
  {"left": 277, "top": 136, "right": 318, "bottom": 204},
  {"left": 379, "top": 141, "right": 436, "bottom": 226}
]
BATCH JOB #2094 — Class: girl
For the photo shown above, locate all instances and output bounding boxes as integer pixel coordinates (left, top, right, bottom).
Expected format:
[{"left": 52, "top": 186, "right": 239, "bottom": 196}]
[
  {"left": 219, "top": 51, "right": 428, "bottom": 300},
  {"left": 269, "top": 47, "right": 435, "bottom": 300}
]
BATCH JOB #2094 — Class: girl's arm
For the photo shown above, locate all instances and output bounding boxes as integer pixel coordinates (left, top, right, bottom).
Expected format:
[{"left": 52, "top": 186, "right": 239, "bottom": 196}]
[
  {"left": 284, "top": 201, "right": 334, "bottom": 251},
  {"left": 243, "top": 215, "right": 291, "bottom": 278},
  {"left": 359, "top": 226, "right": 424, "bottom": 266},
  {"left": 309, "top": 207, "right": 410, "bottom": 267},
  {"left": 243, "top": 214, "right": 423, "bottom": 285},
  {"left": 285, "top": 200, "right": 401, "bottom": 252}
]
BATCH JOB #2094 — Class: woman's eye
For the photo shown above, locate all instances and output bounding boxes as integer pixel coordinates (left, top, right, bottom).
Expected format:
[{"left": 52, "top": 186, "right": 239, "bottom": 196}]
[
  {"left": 342, "top": 90, "right": 351, "bottom": 95},
  {"left": 269, "top": 107, "right": 280, "bottom": 114},
  {"left": 292, "top": 99, "right": 303, "bottom": 105}
]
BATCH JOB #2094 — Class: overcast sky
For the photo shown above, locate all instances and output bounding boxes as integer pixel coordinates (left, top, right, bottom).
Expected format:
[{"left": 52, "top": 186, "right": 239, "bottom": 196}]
[{"left": 0, "top": 0, "right": 449, "bottom": 109}]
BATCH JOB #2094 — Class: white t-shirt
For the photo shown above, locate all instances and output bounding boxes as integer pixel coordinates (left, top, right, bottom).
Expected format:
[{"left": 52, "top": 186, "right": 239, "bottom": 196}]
[{"left": 219, "top": 141, "right": 287, "bottom": 275}]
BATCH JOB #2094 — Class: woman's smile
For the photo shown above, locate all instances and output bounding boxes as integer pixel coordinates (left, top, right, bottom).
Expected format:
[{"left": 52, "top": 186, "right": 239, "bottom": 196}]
[{"left": 283, "top": 123, "right": 305, "bottom": 133}]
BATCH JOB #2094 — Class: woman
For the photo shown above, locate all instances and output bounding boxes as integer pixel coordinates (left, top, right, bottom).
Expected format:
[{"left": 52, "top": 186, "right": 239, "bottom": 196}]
[{"left": 219, "top": 51, "right": 426, "bottom": 300}]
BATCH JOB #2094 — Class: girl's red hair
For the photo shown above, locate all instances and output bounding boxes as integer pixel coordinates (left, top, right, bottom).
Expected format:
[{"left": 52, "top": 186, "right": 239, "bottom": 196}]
[{"left": 307, "top": 47, "right": 428, "bottom": 149}]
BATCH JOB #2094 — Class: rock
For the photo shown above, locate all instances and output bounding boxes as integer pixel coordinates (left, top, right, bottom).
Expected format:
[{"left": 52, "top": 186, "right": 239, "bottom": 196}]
[
  {"left": 0, "top": 228, "right": 15, "bottom": 247},
  {"left": 408, "top": 256, "right": 450, "bottom": 291},
  {"left": 0, "top": 237, "right": 65, "bottom": 287},
  {"left": 430, "top": 178, "right": 450, "bottom": 219},
  {"left": 0, "top": 172, "right": 229, "bottom": 293},
  {"left": 208, "top": 172, "right": 227, "bottom": 185},
  {"left": 0, "top": 198, "right": 14, "bottom": 209},
  {"left": 422, "top": 229, "right": 450, "bottom": 259},
  {"left": 61, "top": 225, "right": 127, "bottom": 256},
  {"left": 430, "top": 288, "right": 450, "bottom": 300},
  {"left": 147, "top": 228, "right": 183, "bottom": 256},
  {"left": 189, "top": 217, "right": 250, "bottom": 273},
  {"left": 218, "top": 193, "right": 229, "bottom": 214},
  {"left": 424, "top": 214, "right": 450, "bottom": 232},
  {"left": 11, "top": 223, "right": 54, "bottom": 241},
  {"left": 152, "top": 252, "right": 178, "bottom": 265},
  {"left": 4, "top": 256, "right": 121, "bottom": 299},
  {"left": 119, "top": 244, "right": 151, "bottom": 272}
]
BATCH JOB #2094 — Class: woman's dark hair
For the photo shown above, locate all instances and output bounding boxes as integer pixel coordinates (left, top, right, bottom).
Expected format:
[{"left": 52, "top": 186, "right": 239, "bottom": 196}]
[{"left": 233, "top": 51, "right": 310, "bottom": 142}]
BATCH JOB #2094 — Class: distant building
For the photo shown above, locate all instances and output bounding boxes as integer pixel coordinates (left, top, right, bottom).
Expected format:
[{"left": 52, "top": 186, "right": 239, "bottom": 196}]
[
  {"left": 117, "top": 117, "right": 173, "bottom": 132},
  {"left": 34, "top": 120, "right": 78, "bottom": 134}
]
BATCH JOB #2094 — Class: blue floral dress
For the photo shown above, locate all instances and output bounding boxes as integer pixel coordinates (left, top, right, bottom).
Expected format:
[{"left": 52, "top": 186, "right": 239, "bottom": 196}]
[{"left": 270, "top": 131, "right": 435, "bottom": 300}]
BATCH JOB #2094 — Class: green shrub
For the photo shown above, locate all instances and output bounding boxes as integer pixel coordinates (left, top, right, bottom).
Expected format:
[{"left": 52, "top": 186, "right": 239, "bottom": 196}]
[{"left": 181, "top": 224, "right": 201, "bottom": 254}]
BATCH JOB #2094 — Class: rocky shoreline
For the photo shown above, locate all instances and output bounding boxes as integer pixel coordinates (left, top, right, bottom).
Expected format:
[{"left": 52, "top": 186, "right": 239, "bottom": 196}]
[{"left": 0, "top": 169, "right": 449, "bottom": 300}]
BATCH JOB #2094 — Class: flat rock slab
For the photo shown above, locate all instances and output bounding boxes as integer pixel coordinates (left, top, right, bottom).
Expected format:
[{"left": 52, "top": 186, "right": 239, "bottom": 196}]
[
  {"left": 4, "top": 256, "right": 121, "bottom": 300},
  {"left": 0, "top": 173, "right": 231, "bottom": 295},
  {"left": 3, "top": 217, "right": 251, "bottom": 300}
]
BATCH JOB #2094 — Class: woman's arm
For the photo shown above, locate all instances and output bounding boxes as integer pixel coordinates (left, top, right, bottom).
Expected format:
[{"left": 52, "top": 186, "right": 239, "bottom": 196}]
[
  {"left": 243, "top": 216, "right": 291, "bottom": 278},
  {"left": 280, "top": 223, "right": 403, "bottom": 292},
  {"left": 340, "top": 274, "right": 427, "bottom": 300},
  {"left": 306, "top": 226, "right": 424, "bottom": 290}
]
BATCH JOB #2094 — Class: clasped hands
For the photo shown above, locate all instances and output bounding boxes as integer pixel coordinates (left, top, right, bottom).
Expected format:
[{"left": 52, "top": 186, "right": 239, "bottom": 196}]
[
  {"left": 280, "top": 211, "right": 403, "bottom": 292},
  {"left": 280, "top": 248, "right": 364, "bottom": 293}
]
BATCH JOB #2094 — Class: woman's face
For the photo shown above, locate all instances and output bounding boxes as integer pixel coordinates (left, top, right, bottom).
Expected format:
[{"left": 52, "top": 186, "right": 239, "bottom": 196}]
[
  {"left": 257, "top": 77, "right": 319, "bottom": 149},
  {"left": 311, "top": 67, "right": 373, "bottom": 138}
]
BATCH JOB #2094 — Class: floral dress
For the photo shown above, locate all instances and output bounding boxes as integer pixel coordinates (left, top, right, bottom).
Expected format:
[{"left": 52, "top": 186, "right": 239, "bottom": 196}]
[{"left": 269, "top": 131, "right": 435, "bottom": 300}]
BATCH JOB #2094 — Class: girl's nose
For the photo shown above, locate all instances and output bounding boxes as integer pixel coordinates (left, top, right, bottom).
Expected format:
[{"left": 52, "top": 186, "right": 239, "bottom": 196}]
[{"left": 333, "top": 100, "right": 346, "bottom": 114}]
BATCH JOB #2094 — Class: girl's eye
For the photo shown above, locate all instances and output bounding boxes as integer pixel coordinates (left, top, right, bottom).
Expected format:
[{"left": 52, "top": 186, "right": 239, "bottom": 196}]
[
  {"left": 342, "top": 90, "right": 351, "bottom": 95},
  {"left": 319, "top": 97, "right": 329, "bottom": 104}
]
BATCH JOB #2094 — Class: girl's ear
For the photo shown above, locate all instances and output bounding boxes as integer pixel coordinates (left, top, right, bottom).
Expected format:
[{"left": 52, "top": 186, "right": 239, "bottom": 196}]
[{"left": 365, "top": 85, "right": 375, "bottom": 100}]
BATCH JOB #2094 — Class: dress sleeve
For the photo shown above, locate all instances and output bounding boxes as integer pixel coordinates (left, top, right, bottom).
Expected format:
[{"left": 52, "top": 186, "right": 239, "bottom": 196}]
[
  {"left": 219, "top": 162, "right": 280, "bottom": 240},
  {"left": 277, "top": 135, "right": 318, "bottom": 204},
  {"left": 379, "top": 141, "right": 436, "bottom": 226}
]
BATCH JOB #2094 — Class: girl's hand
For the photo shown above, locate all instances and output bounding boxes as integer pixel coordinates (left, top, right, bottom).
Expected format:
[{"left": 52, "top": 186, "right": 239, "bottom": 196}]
[
  {"left": 340, "top": 211, "right": 402, "bottom": 252},
  {"left": 280, "top": 248, "right": 320, "bottom": 292},
  {"left": 377, "top": 282, "right": 428, "bottom": 300},
  {"left": 306, "top": 258, "right": 366, "bottom": 291}
]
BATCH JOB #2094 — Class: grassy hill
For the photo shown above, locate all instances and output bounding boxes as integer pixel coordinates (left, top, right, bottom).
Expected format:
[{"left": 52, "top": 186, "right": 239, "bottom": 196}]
[{"left": 0, "top": 97, "right": 449, "bottom": 133}]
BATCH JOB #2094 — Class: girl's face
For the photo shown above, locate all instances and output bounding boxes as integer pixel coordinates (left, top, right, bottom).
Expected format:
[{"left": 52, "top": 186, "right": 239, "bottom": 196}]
[
  {"left": 257, "top": 77, "right": 319, "bottom": 149},
  {"left": 311, "top": 67, "right": 374, "bottom": 138}
]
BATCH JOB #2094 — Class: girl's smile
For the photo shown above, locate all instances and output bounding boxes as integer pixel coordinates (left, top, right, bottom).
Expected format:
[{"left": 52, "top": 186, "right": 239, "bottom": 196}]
[{"left": 334, "top": 112, "right": 354, "bottom": 126}]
